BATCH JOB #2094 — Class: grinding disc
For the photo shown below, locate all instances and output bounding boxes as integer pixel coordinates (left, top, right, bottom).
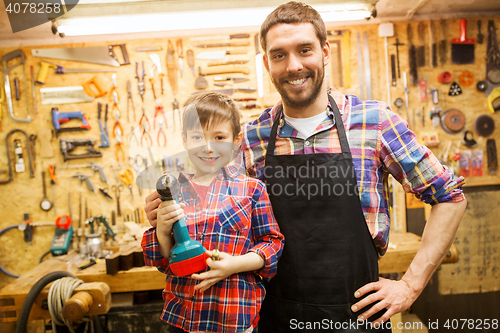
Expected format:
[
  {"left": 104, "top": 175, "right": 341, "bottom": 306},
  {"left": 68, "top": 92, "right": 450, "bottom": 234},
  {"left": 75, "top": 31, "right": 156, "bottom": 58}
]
[
  {"left": 474, "top": 114, "right": 495, "bottom": 137},
  {"left": 438, "top": 71, "right": 452, "bottom": 84},
  {"left": 487, "top": 68, "right": 500, "bottom": 84},
  {"left": 459, "top": 71, "right": 474, "bottom": 86},
  {"left": 441, "top": 109, "right": 466, "bottom": 134}
]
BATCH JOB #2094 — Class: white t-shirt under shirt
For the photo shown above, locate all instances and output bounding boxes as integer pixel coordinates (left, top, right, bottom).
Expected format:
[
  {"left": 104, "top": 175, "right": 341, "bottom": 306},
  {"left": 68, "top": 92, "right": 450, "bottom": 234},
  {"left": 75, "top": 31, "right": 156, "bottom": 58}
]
[{"left": 284, "top": 111, "right": 328, "bottom": 140}]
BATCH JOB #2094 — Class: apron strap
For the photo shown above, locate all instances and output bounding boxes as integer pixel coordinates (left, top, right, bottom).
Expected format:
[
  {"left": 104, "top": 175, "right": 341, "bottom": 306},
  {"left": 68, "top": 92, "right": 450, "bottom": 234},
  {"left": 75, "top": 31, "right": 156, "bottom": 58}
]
[{"left": 267, "top": 94, "right": 352, "bottom": 157}]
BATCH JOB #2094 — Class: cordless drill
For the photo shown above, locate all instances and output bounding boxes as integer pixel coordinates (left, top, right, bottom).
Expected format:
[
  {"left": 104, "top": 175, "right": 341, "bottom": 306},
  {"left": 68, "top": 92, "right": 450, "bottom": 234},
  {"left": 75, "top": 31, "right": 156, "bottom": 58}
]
[{"left": 156, "top": 174, "right": 208, "bottom": 276}]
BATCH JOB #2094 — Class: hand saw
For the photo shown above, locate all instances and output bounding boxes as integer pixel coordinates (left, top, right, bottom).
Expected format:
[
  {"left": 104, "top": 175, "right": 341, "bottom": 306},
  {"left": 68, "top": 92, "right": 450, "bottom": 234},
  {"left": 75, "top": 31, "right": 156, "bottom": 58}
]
[{"left": 32, "top": 44, "right": 130, "bottom": 67}]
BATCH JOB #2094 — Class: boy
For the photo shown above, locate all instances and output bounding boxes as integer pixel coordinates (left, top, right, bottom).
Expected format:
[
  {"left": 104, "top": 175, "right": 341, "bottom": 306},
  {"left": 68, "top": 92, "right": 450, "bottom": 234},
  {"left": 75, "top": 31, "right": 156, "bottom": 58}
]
[{"left": 141, "top": 92, "right": 284, "bottom": 333}]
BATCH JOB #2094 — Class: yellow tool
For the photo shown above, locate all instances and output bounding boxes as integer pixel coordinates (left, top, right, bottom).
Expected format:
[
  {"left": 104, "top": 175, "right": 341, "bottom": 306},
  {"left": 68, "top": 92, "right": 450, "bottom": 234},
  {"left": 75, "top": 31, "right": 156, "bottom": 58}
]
[
  {"left": 487, "top": 86, "right": 500, "bottom": 114},
  {"left": 82, "top": 76, "right": 108, "bottom": 97},
  {"left": 0, "top": 86, "right": 4, "bottom": 130},
  {"left": 37, "top": 61, "right": 58, "bottom": 84},
  {"left": 119, "top": 168, "right": 134, "bottom": 202},
  {"left": 37, "top": 61, "right": 116, "bottom": 85}
]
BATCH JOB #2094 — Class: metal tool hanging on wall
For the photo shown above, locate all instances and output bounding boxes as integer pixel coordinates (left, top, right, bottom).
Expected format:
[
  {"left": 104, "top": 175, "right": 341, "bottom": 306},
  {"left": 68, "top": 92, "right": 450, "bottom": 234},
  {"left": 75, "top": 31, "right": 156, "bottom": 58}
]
[
  {"left": 2, "top": 50, "right": 31, "bottom": 122},
  {"left": 407, "top": 24, "right": 418, "bottom": 86},
  {"left": 166, "top": 40, "right": 178, "bottom": 95},
  {"left": 32, "top": 44, "right": 130, "bottom": 67},
  {"left": 0, "top": 129, "right": 34, "bottom": 184}
]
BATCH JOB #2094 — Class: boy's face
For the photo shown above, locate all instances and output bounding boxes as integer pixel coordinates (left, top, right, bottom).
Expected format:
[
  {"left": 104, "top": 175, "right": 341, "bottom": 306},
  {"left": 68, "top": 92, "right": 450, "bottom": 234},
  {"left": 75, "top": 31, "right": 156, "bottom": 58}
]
[
  {"left": 263, "top": 22, "right": 330, "bottom": 109},
  {"left": 182, "top": 120, "right": 239, "bottom": 178}
]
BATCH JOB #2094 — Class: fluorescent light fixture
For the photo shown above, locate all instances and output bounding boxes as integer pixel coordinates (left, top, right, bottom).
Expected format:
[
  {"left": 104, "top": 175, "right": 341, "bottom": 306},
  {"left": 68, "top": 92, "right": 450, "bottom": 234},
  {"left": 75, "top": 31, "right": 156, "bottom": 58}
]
[{"left": 56, "top": 3, "right": 374, "bottom": 36}]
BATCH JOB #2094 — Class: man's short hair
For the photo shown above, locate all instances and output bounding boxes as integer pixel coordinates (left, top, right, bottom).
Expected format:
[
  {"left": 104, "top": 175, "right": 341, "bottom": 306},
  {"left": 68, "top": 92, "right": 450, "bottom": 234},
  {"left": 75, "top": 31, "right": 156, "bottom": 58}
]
[
  {"left": 260, "top": 1, "right": 327, "bottom": 53},
  {"left": 182, "top": 92, "right": 241, "bottom": 139}
]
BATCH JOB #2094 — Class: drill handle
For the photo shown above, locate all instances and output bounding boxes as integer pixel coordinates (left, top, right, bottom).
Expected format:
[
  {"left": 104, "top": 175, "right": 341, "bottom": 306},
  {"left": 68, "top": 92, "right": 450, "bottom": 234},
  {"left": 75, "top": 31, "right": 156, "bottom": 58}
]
[{"left": 161, "top": 199, "right": 190, "bottom": 243}]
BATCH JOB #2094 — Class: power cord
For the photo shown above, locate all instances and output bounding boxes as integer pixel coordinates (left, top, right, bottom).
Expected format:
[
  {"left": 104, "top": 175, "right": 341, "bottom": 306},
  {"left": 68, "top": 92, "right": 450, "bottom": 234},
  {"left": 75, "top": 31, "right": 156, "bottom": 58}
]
[{"left": 48, "top": 277, "right": 92, "bottom": 333}]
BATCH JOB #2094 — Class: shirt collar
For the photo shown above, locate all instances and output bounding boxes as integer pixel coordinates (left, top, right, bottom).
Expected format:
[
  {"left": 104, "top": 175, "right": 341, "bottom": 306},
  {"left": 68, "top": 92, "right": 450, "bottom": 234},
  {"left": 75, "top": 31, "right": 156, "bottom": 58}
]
[{"left": 268, "top": 88, "right": 347, "bottom": 138}]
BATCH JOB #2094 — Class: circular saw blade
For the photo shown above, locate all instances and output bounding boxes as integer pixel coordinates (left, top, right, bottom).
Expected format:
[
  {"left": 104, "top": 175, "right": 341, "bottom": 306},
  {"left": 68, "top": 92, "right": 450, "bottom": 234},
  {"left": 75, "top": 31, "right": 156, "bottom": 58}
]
[
  {"left": 474, "top": 114, "right": 495, "bottom": 137},
  {"left": 441, "top": 109, "right": 466, "bottom": 134}
]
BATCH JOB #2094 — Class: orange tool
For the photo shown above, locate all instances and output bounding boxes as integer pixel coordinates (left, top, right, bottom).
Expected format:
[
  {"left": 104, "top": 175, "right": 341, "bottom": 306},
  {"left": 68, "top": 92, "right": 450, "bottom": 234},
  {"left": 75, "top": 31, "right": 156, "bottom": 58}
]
[
  {"left": 49, "top": 165, "right": 57, "bottom": 216},
  {"left": 82, "top": 76, "right": 108, "bottom": 97},
  {"left": 119, "top": 168, "right": 134, "bottom": 202}
]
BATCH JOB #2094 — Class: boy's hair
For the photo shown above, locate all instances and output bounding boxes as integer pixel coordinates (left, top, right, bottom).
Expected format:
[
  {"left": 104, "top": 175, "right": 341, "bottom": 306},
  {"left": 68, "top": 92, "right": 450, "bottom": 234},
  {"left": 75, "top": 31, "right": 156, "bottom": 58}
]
[
  {"left": 182, "top": 92, "right": 241, "bottom": 139},
  {"left": 260, "top": 1, "right": 327, "bottom": 53}
]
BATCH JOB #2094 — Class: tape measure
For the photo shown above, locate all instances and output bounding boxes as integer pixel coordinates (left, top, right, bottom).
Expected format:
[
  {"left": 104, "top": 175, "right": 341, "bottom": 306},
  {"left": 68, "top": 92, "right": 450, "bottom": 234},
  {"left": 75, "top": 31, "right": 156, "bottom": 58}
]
[
  {"left": 441, "top": 109, "right": 466, "bottom": 134},
  {"left": 487, "top": 86, "right": 500, "bottom": 113}
]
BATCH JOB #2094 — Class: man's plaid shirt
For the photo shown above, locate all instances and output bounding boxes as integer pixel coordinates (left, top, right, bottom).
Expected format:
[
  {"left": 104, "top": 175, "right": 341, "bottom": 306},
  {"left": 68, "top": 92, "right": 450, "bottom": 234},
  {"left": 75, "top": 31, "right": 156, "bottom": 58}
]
[{"left": 241, "top": 88, "right": 465, "bottom": 257}]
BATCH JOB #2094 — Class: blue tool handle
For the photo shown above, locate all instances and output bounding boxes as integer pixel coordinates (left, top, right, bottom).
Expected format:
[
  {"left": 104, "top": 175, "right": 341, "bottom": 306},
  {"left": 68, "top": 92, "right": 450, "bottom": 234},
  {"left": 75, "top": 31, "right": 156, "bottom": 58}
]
[{"left": 55, "top": 66, "right": 65, "bottom": 74}]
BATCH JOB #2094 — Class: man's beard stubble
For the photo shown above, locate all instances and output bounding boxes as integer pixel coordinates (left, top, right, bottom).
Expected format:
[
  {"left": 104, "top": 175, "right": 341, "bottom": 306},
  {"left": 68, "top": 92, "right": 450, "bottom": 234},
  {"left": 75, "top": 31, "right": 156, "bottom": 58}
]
[{"left": 270, "top": 62, "right": 325, "bottom": 110}]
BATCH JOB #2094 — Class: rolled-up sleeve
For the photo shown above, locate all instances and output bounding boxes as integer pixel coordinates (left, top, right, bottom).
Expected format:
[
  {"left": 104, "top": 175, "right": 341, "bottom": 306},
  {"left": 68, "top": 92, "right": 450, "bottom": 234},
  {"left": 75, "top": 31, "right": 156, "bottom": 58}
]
[
  {"left": 141, "top": 227, "right": 169, "bottom": 274},
  {"left": 380, "top": 107, "right": 465, "bottom": 205},
  {"left": 247, "top": 180, "right": 284, "bottom": 281}
]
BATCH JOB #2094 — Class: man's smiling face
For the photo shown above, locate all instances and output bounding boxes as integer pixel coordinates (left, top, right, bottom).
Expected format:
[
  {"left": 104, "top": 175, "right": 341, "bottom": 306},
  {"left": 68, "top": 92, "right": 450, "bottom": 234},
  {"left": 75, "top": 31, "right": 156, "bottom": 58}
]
[{"left": 263, "top": 22, "right": 329, "bottom": 111}]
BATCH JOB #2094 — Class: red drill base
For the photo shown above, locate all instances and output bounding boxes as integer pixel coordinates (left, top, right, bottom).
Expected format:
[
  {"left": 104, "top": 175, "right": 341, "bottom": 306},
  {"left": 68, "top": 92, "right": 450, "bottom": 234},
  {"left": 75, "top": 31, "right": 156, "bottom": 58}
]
[{"left": 170, "top": 253, "right": 209, "bottom": 277}]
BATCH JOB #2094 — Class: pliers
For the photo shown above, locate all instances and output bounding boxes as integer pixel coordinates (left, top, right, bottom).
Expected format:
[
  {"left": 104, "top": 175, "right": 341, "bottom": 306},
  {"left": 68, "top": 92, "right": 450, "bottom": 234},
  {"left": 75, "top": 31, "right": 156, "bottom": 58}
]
[
  {"left": 149, "top": 65, "right": 157, "bottom": 99},
  {"left": 115, "top": 125, "right": 125, "bottom": 161},
  {"left": 154, "top": 98, "right": 168, "bottom": 130},
  {"left": 126, "top": 79, "right": 135, "bottom": 122},
  {"left": 157, "top": 118, "right": 167, "bottom": 147},
  {"left": 109, "top": 73, "right": 119, "bottom": 102},
  {"left": 139, "top": 107, "right": 152, "bottom": 147},
  {"left": 172, "top": 98, "right": 180, "bottom": 131},
  {"left": 135, "top": 61, "right": 145, "bottom": 101},
  {"left": 112, "top": 91, "right": 124, "bottom": 138}
]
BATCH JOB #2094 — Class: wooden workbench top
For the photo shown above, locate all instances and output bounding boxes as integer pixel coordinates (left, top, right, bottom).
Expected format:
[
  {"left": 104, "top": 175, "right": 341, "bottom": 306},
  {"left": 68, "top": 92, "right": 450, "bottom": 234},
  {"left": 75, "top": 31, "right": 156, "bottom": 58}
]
[{"left": 1, "top": 232, "right": 423, "bottom": 323}]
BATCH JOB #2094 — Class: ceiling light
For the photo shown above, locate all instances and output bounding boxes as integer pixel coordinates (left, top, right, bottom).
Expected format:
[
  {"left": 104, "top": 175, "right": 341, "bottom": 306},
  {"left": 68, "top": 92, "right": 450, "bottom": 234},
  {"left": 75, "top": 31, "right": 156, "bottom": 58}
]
[{"left": 55, "top": 2, "right": 376, "bottom": 36}]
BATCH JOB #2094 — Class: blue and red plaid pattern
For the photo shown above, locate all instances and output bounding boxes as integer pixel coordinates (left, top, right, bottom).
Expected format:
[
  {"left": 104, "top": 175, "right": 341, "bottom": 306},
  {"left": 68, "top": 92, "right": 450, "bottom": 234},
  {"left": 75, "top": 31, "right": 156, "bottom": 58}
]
[
  {"left": 142, "top": 165, "right": 284, "bottom": 332},
  {"left": 241, "top": 88, "right": 465, "bottom": 257}
]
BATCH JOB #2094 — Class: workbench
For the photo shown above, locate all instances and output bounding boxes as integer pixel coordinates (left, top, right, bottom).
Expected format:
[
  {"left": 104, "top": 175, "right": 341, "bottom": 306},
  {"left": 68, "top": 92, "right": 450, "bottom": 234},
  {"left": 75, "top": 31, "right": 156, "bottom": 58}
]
[{"left": 0, "top": 232, "right": 449, "bottom": 324}]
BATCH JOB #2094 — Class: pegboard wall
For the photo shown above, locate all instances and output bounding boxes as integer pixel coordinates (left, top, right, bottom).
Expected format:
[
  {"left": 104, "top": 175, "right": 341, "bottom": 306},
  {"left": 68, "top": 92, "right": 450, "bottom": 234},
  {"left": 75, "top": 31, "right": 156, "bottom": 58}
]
[{"left": 1, "top": 17, "right": 500, "bottom": 290}]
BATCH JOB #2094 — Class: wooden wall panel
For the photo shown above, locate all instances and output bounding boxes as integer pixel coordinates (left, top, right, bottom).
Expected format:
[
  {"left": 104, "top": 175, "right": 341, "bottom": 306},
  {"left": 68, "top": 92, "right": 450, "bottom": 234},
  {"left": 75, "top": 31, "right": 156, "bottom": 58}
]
[{"left": 1, "top": 17, "right": 500, "bottom": 292}]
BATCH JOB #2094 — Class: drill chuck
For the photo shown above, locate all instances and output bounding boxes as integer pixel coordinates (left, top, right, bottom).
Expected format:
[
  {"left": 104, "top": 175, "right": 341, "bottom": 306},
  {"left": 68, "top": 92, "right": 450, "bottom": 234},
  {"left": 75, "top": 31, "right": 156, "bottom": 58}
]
[{"left": 157, "top": 173, "right": 179, "bottom": 201}]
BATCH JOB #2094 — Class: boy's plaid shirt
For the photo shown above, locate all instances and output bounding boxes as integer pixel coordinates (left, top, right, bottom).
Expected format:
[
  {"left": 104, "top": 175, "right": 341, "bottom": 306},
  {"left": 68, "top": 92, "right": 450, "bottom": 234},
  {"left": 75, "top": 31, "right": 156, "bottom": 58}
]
[
  {"left": 241, "top": 88, "right": 465, "bottom": 257},
  {"left": 142, "top": 165, "right": 284, "bottom": 332}
]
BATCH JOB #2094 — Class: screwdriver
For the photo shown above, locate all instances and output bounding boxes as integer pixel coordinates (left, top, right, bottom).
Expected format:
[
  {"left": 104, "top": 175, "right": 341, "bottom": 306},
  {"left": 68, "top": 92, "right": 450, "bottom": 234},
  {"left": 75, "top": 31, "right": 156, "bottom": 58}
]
[{"left": 49, "top": 165, "right": 57, "bottom": 216}]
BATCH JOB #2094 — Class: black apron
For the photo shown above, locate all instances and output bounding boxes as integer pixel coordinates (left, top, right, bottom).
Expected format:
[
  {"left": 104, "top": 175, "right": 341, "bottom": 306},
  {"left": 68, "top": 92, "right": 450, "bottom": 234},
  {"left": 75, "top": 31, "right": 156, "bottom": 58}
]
[{"left": 259, "top": 95, "right": 390, "bottom": 332}]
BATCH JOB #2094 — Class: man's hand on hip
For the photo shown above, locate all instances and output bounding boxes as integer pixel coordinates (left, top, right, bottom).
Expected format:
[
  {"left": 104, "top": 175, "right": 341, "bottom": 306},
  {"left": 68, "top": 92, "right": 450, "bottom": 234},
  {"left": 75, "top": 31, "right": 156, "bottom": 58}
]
[{"left": 351, "top": 277, "right": 416, "bottom": 327}]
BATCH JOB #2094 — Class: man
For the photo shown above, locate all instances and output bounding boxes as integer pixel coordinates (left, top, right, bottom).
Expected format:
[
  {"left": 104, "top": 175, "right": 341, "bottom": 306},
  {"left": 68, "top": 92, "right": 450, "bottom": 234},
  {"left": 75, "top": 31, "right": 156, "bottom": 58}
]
[{"left": 145, "top": 2, "right": 467, "bottom": 331}]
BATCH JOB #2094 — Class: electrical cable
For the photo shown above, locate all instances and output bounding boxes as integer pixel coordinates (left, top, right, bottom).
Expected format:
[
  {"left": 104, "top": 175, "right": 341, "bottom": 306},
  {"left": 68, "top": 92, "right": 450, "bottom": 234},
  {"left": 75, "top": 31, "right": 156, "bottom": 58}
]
[
  {"left": 0, "top": 224, "right": 21, "bottom": 278},
  {"left": 39, "top": 250, "right": 52, "bottom": 263},
  {"left": 16, "top": 271, "right": 76, "bottom": 333},
  {"left": 48, "top": 276, "right": 92, "bottom": 333}
]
